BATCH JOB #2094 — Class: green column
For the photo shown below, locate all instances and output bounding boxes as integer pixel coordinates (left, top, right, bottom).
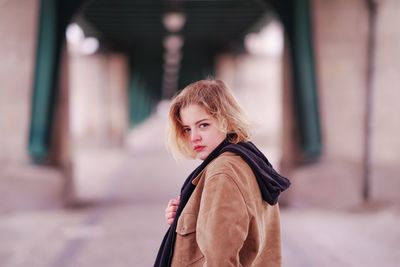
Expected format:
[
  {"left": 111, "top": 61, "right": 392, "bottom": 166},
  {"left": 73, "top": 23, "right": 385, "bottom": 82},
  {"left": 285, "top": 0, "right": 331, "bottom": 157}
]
[
  {"left": 128, "top": 48, "right": 163, "bottom": 127},
  {"left": 29, "top": 0, "right": 83, "bottom": 163},
  {"left": 29, "top": 0, "right": 58, "bottom": 162},
  {"left": 270, "top": 0, "right": 322, "bottom": 160},
  {"left": 129, "top": 74, "right": 156, "bottom": 126}
]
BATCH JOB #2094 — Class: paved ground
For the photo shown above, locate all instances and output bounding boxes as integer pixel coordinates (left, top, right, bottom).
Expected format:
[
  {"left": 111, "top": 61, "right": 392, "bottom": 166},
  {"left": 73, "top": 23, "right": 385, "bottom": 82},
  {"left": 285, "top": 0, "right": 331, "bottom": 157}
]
[{"left": 1, "top": 115, "right": 399, "bottom": 267}]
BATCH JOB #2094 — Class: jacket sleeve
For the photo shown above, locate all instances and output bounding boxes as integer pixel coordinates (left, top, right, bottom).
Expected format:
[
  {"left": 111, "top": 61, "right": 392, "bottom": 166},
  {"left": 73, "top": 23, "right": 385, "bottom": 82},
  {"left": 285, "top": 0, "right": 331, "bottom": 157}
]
[{"left": 196, "top": 173, "right": 249, "bottom": 267}]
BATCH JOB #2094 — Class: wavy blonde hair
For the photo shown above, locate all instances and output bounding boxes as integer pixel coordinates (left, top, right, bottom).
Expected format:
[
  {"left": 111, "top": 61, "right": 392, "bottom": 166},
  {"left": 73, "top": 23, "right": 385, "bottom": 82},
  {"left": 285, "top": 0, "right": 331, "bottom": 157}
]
[{"left": 167, "top": 79, "right": 251, "bottom": 159}]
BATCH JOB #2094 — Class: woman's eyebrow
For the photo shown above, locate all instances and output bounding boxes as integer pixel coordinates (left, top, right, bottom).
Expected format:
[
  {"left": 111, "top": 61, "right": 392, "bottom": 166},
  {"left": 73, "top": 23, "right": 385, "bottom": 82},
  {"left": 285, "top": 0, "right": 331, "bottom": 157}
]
[
  {"left": 182, "top": 118, "right": 209, "bottom": 127},
  {"left": 195, "top": 118, "right": 209, "bottom": 125}
]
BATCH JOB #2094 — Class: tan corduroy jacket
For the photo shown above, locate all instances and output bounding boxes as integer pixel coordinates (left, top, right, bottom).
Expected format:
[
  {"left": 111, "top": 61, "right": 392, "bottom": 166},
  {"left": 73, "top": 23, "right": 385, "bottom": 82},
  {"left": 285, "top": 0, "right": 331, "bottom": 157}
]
[{"left": 171, "top": 152, "right": 282, "bottom": 267}]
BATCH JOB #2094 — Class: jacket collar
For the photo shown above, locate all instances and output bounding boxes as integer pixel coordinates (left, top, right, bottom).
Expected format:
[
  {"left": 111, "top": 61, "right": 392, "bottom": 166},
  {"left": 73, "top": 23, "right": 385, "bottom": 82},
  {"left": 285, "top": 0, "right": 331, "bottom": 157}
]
[{"left": 191, "top": 176, "right": 200, "bottom": 185}]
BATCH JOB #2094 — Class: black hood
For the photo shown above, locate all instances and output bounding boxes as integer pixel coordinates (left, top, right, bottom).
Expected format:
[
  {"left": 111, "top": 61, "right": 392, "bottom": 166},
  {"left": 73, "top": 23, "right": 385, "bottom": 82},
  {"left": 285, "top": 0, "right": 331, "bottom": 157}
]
[{"left": 221, "top": 141, "right": 291, "bottom": 205}]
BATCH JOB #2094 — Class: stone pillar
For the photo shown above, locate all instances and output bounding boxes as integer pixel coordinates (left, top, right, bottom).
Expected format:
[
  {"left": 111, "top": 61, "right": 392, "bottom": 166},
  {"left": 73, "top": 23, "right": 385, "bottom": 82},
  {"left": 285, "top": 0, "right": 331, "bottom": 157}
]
[
  {"left": 68, "top": 51, "right": 129, "bottom": 202},
  {"left": 51, "top": 45, "right": 74, "bottom": 202},
  {"left": 0, "top": 0, "right": 39, "bottom": 163},
  {"left": 70, "top": 52, "right": 129, "bottom": 147},
  {"left": 106, "top": 54, "right": 129, "bottom": 146},
  {"left": 370, "top": 0, "right": 400, "bottom": 202},
  {"left": 300, "top": 0, "right": 400, "bottom": 207},
  {"left": 286, "top": 0, "right": 370, "bottom": 208},
  {"left": 0, "top": 0, "right": 65, "bottom": 211}
]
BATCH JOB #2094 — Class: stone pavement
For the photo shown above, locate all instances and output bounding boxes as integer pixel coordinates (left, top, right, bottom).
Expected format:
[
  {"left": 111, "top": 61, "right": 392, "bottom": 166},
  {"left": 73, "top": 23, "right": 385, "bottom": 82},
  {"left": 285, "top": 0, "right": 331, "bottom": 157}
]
[{"left": 1, "top": 115, "right": 399, "bottom": 267}]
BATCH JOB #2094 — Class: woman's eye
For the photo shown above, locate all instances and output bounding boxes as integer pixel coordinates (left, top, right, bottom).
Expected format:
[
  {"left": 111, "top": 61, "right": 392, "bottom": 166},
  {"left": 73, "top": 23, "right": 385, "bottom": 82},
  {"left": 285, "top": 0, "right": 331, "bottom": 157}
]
[
  {"left": 199, "top": 123, "right": 210, "bottom": 129},
  {"left": 183, "top": 128, "right": 191, "bottom": 134}
]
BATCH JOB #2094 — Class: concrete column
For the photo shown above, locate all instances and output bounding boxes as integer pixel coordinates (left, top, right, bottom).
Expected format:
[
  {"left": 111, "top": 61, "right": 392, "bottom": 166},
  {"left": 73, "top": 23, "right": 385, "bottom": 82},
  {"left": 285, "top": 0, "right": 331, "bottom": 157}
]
[
  {"left": 68, "top": 51, "right": 129, "bottom": 202},
  {"left": 50, "top": 45, "right": 74, "bottom": 203},
  {"left": 70, "top": 52, "right": 129, "bottom": 147},
  {"left": 0, "top": 0, "right": 39, "bottom": 163},
  {"left": 106, "top": 54, "right": 129, "bottom": 146},
  {"left": 287, "top": 0, "right": 370, "bottom": 208},
  {"left": 370, "top": 0, "right": 400, "bottom": 202},
  {"left": 0, "top": 0, "right": 65, "bottom": 211}
]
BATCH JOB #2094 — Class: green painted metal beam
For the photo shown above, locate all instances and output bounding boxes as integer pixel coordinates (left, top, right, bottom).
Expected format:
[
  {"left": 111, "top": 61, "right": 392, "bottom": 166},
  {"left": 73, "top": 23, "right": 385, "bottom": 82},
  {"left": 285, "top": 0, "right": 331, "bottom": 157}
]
[
  {"left": 29, "top": 0, "right": 58, "bottom": 162},
  {"left": 270, "top": 0, "right": 322, "bottom": 160},
  {"left": 129, "top": 75, "right": 153, "bottom": 126},
  {"left": 29, "top": 0, "right": 84, "bottom": 163},
  {"left": 128, "top": 49, "right": 163, "bottom": 126}
]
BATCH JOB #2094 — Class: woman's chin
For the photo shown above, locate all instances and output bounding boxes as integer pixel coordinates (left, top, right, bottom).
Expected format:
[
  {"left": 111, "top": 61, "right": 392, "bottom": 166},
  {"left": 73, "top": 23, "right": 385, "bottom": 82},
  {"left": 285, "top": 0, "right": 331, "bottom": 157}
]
[{"left": 196, "top": 152, "right": 209, "bottom": 161}]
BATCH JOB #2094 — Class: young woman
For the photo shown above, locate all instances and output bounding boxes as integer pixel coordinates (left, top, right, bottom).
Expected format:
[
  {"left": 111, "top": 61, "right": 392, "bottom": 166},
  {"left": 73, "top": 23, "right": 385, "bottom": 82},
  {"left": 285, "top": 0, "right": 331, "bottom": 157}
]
[{"left": 155, "top": 79, "right": 290, "bottom": 267}]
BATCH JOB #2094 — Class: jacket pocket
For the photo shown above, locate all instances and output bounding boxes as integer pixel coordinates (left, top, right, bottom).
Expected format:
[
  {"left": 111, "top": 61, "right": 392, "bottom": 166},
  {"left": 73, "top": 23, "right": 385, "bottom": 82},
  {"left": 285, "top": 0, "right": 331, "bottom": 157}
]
[{"left": 174, "top": 213, "right": 204, "bottom": 265}]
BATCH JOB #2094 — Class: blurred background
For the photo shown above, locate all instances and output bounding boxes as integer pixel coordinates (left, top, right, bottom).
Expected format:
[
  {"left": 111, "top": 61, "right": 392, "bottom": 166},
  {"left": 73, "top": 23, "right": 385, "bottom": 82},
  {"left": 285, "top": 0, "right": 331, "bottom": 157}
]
[{"left": 1, "top": 0, "right": 399, "bottom": 266}]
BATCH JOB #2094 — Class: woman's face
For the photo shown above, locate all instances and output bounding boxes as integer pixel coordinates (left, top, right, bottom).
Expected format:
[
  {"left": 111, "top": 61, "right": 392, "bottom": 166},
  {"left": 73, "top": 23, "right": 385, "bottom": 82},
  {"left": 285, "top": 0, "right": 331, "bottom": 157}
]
[{"left": 180, "top": 104, "right": 226, "bottom": 160}]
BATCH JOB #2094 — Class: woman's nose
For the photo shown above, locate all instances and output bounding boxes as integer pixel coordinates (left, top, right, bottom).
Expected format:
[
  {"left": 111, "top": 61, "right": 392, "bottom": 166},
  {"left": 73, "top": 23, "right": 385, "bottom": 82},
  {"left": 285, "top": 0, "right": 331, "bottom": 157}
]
[{"left": 190, "top": 129, "right": 201, "bottom": 142}]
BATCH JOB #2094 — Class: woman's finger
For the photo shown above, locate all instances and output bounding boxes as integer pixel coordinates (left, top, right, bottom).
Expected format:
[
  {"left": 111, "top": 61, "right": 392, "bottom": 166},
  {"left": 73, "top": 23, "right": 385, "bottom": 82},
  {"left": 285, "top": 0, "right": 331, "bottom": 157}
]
[
  {"left": 171, "top": 198, "right": 180, "bottom": 206},
  {"left": 165, "top": 199, "right": 174, "bottom": 211},
  {"left": 165, "top": 196, "right": 180, "bottom": 224},
  {"left": 165, "top": 212, "right": 176, "bottom": 223},
  {"left": 167, "top": 211, "right": 176, "bottom": 219},
  {"left": 166, "top": 205, "right": 178, "bottom": 213}
]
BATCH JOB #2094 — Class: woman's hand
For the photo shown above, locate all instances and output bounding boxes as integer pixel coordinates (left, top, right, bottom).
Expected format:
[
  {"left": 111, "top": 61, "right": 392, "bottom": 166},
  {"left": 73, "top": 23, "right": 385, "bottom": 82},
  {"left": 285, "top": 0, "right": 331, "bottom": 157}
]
[{"left": 165, "top": 196, "right": 180, "bottom": 225}]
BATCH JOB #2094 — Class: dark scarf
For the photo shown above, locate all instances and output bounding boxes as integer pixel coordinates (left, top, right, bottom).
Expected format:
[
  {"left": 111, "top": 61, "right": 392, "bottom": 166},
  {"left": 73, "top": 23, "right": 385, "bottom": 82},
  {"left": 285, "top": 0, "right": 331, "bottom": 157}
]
[{"left": 154, "top": 138, "right": 291, "bottom": 267}]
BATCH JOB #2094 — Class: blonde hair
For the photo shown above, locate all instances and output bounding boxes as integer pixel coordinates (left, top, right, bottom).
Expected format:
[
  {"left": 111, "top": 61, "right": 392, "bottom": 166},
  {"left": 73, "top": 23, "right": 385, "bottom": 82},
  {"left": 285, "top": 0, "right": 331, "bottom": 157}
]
[{"left": 167, "top": 79, "right": 251, "bottom": 159}]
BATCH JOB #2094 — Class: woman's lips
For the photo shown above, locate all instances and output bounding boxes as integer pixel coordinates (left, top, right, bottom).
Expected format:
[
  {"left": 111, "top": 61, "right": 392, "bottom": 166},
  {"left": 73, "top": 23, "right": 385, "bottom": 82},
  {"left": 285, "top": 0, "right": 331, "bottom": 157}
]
[{"left": 194, "top": 146, "right": 205, "bottom": 152}]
